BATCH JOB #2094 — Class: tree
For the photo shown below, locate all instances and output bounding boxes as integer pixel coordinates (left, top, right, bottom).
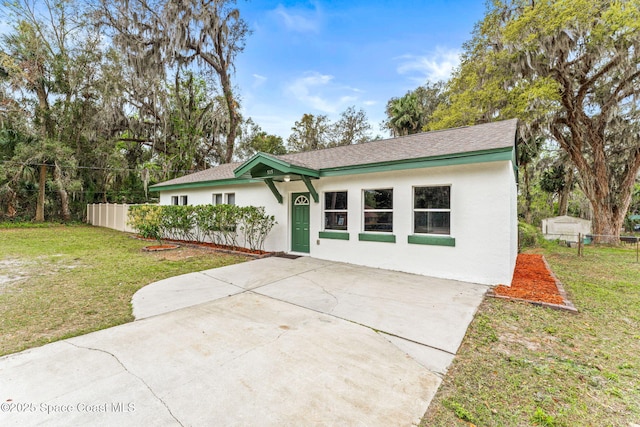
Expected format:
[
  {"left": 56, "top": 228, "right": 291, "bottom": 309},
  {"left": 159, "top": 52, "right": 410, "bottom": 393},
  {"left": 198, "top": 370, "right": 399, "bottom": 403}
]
[
  {"left": 330, "top": 106, "right": 372, "bottom": 146},
  {"left": 0, "top": 1, "right": 98, "bottom": 220},
  {"left": 539, "top": 152, "right": 575, "bottom": 217},
  {"left": 433, "top": 0, "right": 640, "bottom": 243},
  {"left": 518, "top": 136, "right": 543, "bottom": 223},
  {"left": 287, "top": 113, "right": 331, "bottom": 152},
  {"left": 384, "top": 82, "right": 446, "bottom": 136},
  {"left": 100, "top": 0, "right": 249, "bottom": 164},
  {"left": 236, "top": 118, "right": 286, "bottom": 160}
]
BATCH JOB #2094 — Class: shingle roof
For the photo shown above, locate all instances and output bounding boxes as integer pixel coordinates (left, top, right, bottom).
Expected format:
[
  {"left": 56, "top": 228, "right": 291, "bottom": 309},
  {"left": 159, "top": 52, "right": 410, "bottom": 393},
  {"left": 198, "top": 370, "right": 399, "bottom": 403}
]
[
  {"left": 151, "top": 119, "right": 517, "bottom": 188},
  {"left": 152, "top": 162, "right": 243, "bottom": 187}
]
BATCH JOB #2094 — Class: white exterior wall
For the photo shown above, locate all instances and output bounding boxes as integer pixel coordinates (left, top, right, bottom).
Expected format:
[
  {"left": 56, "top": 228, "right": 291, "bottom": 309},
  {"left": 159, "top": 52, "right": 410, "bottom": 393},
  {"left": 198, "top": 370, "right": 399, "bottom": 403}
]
[
  {"left": 158, "top": 160, "right": 517, "bottom": 286},
  {"left": 159, "top": 182, "right": 293, "bottom": 252},
  {"left": 509, "top": 164, "right": 519, "bottom": 282},
  {"left": 308, "top": 162, "right": 516, "bottom": 285}
]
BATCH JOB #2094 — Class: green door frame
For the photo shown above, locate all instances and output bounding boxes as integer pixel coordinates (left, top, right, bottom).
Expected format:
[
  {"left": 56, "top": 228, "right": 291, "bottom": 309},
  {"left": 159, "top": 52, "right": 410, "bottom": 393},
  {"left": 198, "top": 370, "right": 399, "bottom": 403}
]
[{"left": 291, "top": 192, "right": 310, "bottom": 253}]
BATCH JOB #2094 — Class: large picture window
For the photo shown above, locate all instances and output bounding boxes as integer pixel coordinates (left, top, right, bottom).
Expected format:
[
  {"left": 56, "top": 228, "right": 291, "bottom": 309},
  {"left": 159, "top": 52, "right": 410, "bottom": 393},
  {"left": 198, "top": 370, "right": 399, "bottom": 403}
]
[
  {"left": 414, "top": 186, "right": 450, "bottom": 235},
  {"left": 363, "top": 189, "right": 393, "bottom": 232},
  {"left": 324, "top": 191, "right": 347, "bottom": 230}
]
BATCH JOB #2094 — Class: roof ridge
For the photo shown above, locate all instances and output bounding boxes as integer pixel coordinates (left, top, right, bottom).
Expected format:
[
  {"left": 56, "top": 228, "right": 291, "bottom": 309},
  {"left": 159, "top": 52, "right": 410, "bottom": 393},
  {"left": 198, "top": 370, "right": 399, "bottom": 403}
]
[{"left": 282, "top": 118, "right": 518, "bottom": 157}]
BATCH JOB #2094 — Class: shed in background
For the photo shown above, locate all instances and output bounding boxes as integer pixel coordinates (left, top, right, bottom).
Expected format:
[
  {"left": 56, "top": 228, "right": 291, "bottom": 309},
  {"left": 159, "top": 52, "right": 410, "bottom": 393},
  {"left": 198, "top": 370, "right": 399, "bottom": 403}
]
[{"left": 541, "top": 215, "right": 592, "bottom": 242}]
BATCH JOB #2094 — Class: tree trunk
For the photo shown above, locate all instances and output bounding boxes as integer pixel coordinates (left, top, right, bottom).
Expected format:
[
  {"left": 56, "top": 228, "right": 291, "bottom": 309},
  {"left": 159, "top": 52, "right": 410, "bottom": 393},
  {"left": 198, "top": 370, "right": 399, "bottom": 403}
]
[
  {"left": 577, "top": 163, "right": 633, "bottom": 245},
  {"left": 220, "top": 71, "right": 238, "bottom": 164},
  {"left": 551, "top": 120, "right": 640, "bottom": 245},
  {"left": 5, "top": 187, "right": 17, "bottom": 218},
  {"left": 523, "top": 163, "right": 532, "bottom": 223},
  {"left": 558, "top": 169, "right": 573, "bottom": 216},
  {"left": 35, "top": 164, "right": 47, "bottom": 222},
  {"left": 54, "top": 163, "right": 71, "bottom": 221},
  {"left": 35, "top": 82, "right": 51, "bottom": 222}
]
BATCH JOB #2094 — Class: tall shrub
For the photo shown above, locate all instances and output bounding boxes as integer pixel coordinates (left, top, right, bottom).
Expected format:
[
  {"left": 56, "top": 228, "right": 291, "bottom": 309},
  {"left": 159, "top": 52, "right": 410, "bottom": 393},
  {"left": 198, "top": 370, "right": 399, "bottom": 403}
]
[
  {"left": 213, "top": 204, "right": 241, "bottom": 248},
  {"left": 128, "top": 205, "right": 163, "bottom": 243},
  {"left": 128, "top": 204, "right": 276, "bottom": 251},
  {"left": 240, "top": 206, "right": 277, "bottom": 251},
  {"left": 161, "top": 205, "right": 196, "bottom": 241}
]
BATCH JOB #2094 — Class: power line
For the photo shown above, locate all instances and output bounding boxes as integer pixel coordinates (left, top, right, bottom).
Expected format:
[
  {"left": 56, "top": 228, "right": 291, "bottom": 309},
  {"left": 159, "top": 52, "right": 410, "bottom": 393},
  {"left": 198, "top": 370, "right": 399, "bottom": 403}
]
[{"left": 0, "top": 159, "right": 202, "bottom": 174}]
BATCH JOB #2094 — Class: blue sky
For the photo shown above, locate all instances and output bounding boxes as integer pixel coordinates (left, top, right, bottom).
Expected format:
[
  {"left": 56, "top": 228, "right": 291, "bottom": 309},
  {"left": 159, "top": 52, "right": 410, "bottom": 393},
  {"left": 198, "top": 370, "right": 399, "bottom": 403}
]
[{"left": 234, "top": 0, "right": 487, "bottom": 140}]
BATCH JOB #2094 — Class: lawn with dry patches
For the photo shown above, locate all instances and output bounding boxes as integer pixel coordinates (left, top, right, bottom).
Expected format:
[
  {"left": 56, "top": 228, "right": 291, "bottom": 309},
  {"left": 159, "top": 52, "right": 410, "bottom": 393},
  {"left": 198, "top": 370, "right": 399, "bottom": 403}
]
[
  {"left": 0, "top": 225, "right": 248, "bottom": 356},
  {"left": 422, "top": 244, "right": 640, "bottom": 426}
]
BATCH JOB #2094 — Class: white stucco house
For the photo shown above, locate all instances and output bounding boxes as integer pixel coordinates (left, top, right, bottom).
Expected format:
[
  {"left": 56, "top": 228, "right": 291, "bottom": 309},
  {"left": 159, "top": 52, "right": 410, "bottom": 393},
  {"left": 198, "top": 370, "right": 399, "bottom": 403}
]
[{"left": 150, "top": 119, "right": 519, "bottom": 286}]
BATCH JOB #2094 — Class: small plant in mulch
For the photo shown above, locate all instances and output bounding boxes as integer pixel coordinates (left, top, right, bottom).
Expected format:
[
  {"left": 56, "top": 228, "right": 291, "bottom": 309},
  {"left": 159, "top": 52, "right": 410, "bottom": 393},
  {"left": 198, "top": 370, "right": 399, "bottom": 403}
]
[{"left": 492, "top": 254, "right": 575, "bottom": 310}]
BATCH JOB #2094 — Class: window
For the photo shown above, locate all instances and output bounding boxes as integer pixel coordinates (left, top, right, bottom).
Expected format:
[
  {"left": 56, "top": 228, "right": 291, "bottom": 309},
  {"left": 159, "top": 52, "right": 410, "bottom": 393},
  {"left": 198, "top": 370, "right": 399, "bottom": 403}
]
[
  {"left": 324, "top": 191, "right": 347, "bottom": 230},
  {"left": 363, "top": 189, "right": 393, "bottom": 232},
  {"left": 179, "top": 195, "right": 188, "bottom": 206},
  {"left": 213, "top": 193, "right": 234, "bottom": 205},
  {"left": 171, "top": 196, "right": 179, "bottom": 205},
  {"left": 414, "top": 186, "right": 450, "bottom": 235}
]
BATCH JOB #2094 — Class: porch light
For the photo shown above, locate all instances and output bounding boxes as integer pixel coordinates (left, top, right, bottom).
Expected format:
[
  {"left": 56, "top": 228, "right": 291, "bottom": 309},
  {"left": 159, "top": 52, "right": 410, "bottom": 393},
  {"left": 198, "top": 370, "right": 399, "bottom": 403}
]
[{"left": 284, "top": 175, "right": 291, "bottom": 182}]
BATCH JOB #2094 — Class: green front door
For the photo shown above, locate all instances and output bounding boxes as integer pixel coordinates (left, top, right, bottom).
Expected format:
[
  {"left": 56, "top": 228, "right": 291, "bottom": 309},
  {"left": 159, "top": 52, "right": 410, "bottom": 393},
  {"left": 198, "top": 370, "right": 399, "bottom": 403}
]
[{"left": 291, "top": 192, "right": 310, "bottom": 253}]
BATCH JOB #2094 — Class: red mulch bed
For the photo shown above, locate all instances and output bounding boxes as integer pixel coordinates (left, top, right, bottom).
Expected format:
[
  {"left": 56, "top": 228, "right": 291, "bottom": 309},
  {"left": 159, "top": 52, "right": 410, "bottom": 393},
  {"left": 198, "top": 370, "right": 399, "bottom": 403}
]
[
  {"left": 135, "top": 236, "right": 270, "bottom": 256},
  {"left": 493, "top": 254, "right": 567, "bottom": 306},
  {"left": 142, "top": 244, "right": 180, "bottom": 252}
]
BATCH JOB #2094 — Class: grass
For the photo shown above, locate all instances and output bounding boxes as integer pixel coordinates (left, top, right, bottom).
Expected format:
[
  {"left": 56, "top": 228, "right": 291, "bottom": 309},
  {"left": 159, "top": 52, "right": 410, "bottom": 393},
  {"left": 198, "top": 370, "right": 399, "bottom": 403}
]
[
  {"left": 421, "top": 243, "right": 640, "bottom": 426},
  {"left": 0, "top": 225, "right": 248, "bottom": 356}
]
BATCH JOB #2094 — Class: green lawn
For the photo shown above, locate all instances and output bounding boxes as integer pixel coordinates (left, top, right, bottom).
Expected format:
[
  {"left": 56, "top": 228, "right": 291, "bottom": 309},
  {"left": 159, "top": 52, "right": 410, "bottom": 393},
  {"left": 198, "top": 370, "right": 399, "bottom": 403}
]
[
  {"left": 0, "top": 225, "right": 248, "bottom": 356},
  {"left": 422, "top": 244, "right": 640, "bottom": 426}
]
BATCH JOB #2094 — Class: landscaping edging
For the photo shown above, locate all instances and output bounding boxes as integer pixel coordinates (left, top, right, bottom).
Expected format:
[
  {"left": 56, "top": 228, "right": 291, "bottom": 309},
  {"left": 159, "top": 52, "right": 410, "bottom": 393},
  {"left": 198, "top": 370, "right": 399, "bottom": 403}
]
[
  {"left": 132, "top": 235, "right": 274, "bottom": 259},
  {"left": 488, "top": 254, "right": 578, "bottom": 313},
  {"left": 142, "top": 244, "right": 180, "bottom": 252}
]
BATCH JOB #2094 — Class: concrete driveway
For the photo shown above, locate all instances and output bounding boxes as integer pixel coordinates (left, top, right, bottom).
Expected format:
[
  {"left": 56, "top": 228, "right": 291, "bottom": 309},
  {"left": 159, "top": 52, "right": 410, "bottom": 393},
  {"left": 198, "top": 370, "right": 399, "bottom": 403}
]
[{"left": 0, "top": 257, "right": 487, "bottom": 426}]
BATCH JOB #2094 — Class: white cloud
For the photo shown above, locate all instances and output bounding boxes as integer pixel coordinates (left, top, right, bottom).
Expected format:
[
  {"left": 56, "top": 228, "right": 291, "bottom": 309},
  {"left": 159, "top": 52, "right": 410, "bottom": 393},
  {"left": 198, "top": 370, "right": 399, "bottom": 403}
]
[
  {"left": 252, "top": 73, "right": 267, "bottom": 88},
  {"left": 285, "top": 72, "right": 366, "bottom": 114},
  {"left": 396, "top": 47, "right": 461, "bottom": 83},
  {"left": 287, "top": 71, "right": 340, "bottom": 113},
  {"left": 363, "top": 100, "right": 377, "bottom": 106},
  {"left": 272, "top": 3, "right": 322, "bottom": 33}
]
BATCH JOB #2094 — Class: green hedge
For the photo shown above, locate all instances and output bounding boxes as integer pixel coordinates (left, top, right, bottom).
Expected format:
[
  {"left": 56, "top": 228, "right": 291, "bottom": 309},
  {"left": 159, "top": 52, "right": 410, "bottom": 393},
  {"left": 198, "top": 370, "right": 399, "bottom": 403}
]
[{"left": 128, "top": 204, "right": 276, "bottom": 251}]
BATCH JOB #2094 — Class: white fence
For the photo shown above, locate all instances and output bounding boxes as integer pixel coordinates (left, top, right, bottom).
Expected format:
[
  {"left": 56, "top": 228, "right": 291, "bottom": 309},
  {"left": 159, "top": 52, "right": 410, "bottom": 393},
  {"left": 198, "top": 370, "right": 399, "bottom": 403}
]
[{"left": 86, "top": 203, "right": 139, "bottom": 233}]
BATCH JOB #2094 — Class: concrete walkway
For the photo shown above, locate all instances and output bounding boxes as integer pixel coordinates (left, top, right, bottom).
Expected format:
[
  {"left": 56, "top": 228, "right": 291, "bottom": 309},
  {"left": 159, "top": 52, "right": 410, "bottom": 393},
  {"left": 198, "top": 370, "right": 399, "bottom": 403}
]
[{"left": 0, "top": 257, "right": 487, "bottom": 426}]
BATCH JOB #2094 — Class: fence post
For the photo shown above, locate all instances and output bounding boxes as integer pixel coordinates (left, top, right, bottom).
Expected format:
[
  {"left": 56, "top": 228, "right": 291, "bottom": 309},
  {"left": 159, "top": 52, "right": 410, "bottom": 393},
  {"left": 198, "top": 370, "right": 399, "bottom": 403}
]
[{"left": 578, "top": 232, "right": 582, "bottom": 257}]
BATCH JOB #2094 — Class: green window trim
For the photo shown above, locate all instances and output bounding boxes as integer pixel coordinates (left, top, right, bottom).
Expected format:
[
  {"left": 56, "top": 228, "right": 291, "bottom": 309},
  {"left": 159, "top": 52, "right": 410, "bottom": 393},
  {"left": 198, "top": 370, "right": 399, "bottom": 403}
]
[
  {"left": 319, "top": 231, "right": 350, "bottom": 240},
  {"left": 358, "top": 233, "right": 396, "bottom": 243},
  {"left": 408, "top": 235, "right": 456, "bottom": 247}
]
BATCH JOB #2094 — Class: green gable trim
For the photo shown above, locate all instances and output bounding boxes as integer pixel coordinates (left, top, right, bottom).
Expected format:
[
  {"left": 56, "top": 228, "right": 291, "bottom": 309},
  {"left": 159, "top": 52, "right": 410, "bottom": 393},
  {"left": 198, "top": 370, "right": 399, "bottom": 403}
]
[
  {"left": 301, "top": 175, "right": 319, "bottom": 203},
  {"left": 149, "top": 178, "right": 258, "bottom": 192},
  {"left": 320, "top": 147, "right": 514, "bottom": 178},
  {"left": 408, "top": 235, "right": 456, "bottom": 247},
  {"left": 152, "top": 147, "right": 516, "bottom": 192},
  {"left": 234, "top": 152, "right": 320, "bottom": 179},
  {"left": 319, "top": 231, "right": 350, "bottom": 240},
  {"left": 264, "top": 178, "right": 283, "bottom": 204},
  {"left": 358, "top": 233, "right": 396, "bottom": 243}
]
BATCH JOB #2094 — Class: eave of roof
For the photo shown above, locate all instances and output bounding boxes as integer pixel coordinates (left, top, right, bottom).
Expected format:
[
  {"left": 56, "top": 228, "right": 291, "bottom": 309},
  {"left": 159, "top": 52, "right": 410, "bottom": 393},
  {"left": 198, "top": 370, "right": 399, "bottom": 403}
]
[{"left": 150, "top": 119, "right": 518, "bottom": 191}]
